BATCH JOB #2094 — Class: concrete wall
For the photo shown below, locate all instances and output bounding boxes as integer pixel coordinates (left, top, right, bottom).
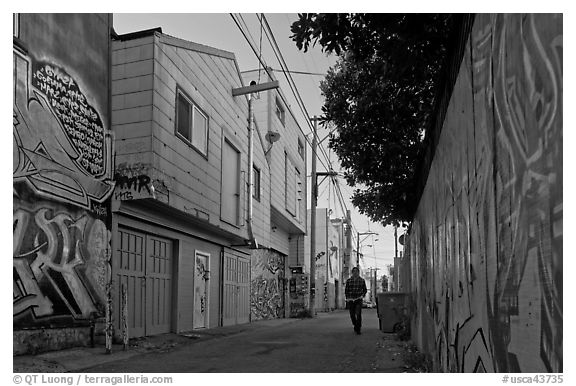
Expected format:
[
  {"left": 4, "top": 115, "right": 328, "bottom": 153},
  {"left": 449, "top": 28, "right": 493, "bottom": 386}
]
[
  {"left": 408, "top": 14, "right": 562, "bottom": 372},
  {"left": 13, "top": 14, "right": 113, "bottom": 354}
]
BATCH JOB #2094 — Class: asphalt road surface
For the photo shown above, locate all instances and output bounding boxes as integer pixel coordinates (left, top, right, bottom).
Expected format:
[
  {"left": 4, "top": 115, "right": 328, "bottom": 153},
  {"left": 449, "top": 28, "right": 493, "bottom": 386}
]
[{"left": 82, "top": 308, "right": 408, "bottom": 373}]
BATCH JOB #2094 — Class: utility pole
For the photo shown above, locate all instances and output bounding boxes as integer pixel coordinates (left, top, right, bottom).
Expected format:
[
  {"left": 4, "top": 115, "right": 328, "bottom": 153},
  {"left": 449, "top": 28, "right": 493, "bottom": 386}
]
[
  {"left": 356, "top": 231, "right": 378, "bottom": 268},
  {"left": 309, "top": 116, "right": 318, "bottom": 316},
  {"left": 394, "top": 225, "right": 398, "bottom": 259},
  {"left": 373, "top": 267, "right": 380, "bottom": 299}
]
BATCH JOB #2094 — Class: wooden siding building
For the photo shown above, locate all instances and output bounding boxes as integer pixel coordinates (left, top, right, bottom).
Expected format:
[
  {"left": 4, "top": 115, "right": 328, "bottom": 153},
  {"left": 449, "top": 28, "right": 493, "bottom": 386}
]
[{"left": 111, "top": 28, "right": 271, "bottom": 338}]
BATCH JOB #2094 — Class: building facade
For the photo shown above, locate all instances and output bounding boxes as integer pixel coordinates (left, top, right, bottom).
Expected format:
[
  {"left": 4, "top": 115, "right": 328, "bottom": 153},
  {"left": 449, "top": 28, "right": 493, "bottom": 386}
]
[
  {"left": 111, "top": 28, "right": 271, "bottom": 338},
  {"left": 13, "top": 14, "right": 115, "bottom": 355},
  {"left": 242, "top": 69, "right": 308, "bottom": 319}
]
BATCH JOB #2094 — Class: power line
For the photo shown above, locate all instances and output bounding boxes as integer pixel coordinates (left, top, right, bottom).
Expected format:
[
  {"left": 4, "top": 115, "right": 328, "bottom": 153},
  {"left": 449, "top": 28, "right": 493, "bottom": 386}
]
[
  {"left": 229, "top": 14, "right": 332, "bottom": 173},
  {"left": 231, "top": 14, "right": 359, "bottom": 235},
  {"left": 258, "top": 13, "right": 333, "bottom": 170},
  {"left": 243, "top": 68, "right": 326, "bottom": 76}
]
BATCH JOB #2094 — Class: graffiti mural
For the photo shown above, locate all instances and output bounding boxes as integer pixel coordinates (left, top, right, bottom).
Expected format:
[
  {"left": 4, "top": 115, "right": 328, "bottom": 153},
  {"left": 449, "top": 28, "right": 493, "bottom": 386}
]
[
  {"left": 13, "top": 199, "right": 111, "bottom": 327},
  {"left": 13, "top": 49, "right": 113, "bottom": 209},
  {"left": 250, "top": 249, "right": 285, "bottom": 320},
  {"left": 407, "top": 14, "right": 562, "bottom": 373}
]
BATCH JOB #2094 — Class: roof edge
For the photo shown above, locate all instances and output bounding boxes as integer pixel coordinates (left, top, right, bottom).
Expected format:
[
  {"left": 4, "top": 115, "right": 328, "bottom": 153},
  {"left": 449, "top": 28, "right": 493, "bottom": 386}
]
[{"left": 114, "top": 27, "right": 162, "bottom": 42}]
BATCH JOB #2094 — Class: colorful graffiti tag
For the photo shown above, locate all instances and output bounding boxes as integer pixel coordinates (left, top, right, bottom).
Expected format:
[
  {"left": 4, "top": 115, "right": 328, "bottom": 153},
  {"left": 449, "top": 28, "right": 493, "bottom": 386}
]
[
  {"left": 250, "top": 249, "right": 285, "bottom": 320},
  {"left": 407, "top": 14, "right": 562, "bottom": 373}
]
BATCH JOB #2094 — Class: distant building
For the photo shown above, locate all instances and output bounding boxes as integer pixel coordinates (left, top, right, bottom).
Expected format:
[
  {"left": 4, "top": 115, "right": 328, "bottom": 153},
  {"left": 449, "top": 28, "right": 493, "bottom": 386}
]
[{"left": 304, "top": 208, "right": 346, "bottom": 311}]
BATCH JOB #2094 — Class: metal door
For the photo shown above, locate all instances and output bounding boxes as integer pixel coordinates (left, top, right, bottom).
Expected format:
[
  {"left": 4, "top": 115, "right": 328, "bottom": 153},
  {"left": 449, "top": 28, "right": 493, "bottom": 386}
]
[
  {"left": 222, "top": 249, "right": 250, "bottom": 326},
  {"left": 115, "top": 228, "right": 173, "bottom": 338}
]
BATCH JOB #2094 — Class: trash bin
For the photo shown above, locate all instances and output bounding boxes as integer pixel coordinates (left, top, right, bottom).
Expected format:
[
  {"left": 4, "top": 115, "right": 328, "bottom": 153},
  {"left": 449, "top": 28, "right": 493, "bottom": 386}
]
[{"left": 376, "top": 292, "right": 409, "bottom": 333}]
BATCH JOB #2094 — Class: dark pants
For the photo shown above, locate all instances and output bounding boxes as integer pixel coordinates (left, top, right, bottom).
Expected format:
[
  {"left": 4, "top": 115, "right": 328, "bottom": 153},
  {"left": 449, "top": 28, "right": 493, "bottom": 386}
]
[{"left": 347, "top": 299, "right": 362, "bottom": 330}]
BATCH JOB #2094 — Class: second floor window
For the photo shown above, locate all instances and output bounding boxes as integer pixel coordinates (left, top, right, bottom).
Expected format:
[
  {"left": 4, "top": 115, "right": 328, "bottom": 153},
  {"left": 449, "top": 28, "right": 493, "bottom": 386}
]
[
  {"left": 275, "top": 97, "right": 285, "bottom": 126},
  {"left": 253, "top": 166, "right": 261, "bottom": 202},
  {"left": 176, "top": 89, "right": 209, "bottom": 157},
  {"left": 297, "top": 138, "right": 304, "bottom": 159}
]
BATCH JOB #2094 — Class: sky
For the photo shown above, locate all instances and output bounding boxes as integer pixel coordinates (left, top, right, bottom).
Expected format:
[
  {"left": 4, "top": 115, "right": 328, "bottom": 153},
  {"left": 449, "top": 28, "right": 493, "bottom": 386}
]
[{"left": 113, "top": 13, "right": 403, "bottom": 273}]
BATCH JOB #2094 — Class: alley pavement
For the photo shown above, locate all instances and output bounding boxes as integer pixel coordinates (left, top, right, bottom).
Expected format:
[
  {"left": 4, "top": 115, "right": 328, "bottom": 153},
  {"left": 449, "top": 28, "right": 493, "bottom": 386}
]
[{"left": 14, "top": 309, "right": 412, "bottom": 373}]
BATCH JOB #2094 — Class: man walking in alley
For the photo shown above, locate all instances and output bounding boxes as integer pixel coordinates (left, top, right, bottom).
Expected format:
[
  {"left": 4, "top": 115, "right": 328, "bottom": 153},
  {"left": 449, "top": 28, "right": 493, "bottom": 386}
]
[{"left": 345, "top": 267, "right": 367, "bottom": 334}]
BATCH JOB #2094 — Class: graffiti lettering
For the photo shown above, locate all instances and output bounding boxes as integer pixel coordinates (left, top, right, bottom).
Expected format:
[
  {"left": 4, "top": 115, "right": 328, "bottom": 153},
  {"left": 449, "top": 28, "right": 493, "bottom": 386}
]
[
  {"left": 13, "top": 50, "right": 113, "bottom": 209},
  {"left": 114, "top": 174, "right": 151, "bottom": 194},
  {"left": 13, "top": 204, "right": 111, "bottom": 325},
  {"left": 31, "top": 60, "right": 105, "bottom": 176},
  {"left": 90, "top": 203, "right": 107, "bottom": 218},
  {"left": 114, "top": 191, "right": 133, "bottom": 201}
]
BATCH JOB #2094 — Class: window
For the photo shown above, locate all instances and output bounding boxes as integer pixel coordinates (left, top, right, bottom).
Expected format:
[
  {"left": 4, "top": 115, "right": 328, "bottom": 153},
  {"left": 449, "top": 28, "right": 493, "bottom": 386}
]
[
  {"left": 221, "top": 139, "right": 241, "bottom": 226},
  {"left": 13, "top": 13, "right": 19, "bottom": 37},
  {"left": 275, "top": 97, "right": 285, "bottom": 126},
  {"left": 176, "top": 88, "right": 209, "bottom": 157},
  {"left": 295, "top": 168, "right": 303, "bottom": 221},
  {"left": 297, "top": 138, "right": 305, "bottom": 159},
  {"left": 285, "top": 153, "right": 296, "bottom": 216},
  {"left": 252, "top": 165, "right": 261, "bottom": 202}
]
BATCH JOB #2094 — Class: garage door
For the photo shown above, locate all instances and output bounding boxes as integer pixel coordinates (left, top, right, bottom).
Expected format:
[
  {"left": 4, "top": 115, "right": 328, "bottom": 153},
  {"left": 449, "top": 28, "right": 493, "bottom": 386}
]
[
  {"left": 115, "top": 228, "right": 173, "bottom": 338},
  {"left": 222, "top": 248, "right": 250, "bottom": 326}
]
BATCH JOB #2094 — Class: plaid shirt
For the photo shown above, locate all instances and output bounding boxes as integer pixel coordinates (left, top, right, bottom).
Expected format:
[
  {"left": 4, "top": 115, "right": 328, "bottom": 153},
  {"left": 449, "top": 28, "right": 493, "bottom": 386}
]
[{"left": 345, "top": 276, "right": 367, "bottom": 300}]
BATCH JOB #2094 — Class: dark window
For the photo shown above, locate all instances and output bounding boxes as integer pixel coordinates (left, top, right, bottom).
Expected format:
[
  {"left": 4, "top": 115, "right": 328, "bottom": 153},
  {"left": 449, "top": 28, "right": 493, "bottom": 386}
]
[
  {"left": 297, "top": 138, "right": 305, "bottom": 159},
  {"left": 275, "top": 97, "right": 285, "bottom": 126},
  {"left": 253, "top": 166, "right": 261, "bottom": 202},
  {"left": 176, "top": 89, "right": 209, "bottom": 156}
]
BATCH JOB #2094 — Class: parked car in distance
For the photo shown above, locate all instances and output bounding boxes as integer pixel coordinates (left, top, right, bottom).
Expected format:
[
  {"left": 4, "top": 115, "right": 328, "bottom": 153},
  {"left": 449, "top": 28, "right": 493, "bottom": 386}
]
[{"left": 362, "top": 300, "right": 375, "bottom": 308}]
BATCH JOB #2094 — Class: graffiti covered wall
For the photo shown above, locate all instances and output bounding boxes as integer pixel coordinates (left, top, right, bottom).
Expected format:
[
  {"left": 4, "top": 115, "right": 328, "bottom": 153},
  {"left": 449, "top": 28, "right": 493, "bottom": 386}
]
[
  {"left": 13, "top": 14, "right": 113, "bottom": 353},
  {"left": 13, "top": 197, "right": 111, "bottom": 327},
  {"left": 408, "top": 14, "right": 562, "bottom": 372},
  {"left": 250, "top": 249, "right": 285, "bottom": 320}
]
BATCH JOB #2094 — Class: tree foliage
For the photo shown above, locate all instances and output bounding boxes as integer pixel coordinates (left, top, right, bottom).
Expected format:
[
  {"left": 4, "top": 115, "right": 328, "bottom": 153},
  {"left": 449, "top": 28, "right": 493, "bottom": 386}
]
[{"left": 291, "top": 14, "right": 455, "bottom": 226}]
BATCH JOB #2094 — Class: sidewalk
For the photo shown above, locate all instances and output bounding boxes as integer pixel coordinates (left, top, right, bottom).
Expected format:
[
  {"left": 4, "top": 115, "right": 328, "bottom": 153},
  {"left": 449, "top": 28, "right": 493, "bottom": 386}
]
[{"left": 13, "top": 317, "right": 299, "bottom": 373}]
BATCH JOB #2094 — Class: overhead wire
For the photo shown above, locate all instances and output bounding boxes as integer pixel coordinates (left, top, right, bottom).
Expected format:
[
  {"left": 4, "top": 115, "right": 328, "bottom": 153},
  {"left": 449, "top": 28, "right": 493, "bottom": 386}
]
[
  {"left": 229, "top": 14, "right": 332, "bottom": 173},
  {"left": 231, "top": 13, "right": 362, "bottom": 237},
  {"left": 258, "top": 13, "right": 333, "bottom": 169}
]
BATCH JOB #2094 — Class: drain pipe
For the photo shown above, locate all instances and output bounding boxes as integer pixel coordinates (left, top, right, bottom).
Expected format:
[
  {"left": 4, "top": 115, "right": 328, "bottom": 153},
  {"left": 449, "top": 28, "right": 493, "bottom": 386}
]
[
  {"left": 232, "top": 80, "right": 279, "bottom": 249},
  {"left": 247, "top": 90, "right": 257, "bottom": 248}
]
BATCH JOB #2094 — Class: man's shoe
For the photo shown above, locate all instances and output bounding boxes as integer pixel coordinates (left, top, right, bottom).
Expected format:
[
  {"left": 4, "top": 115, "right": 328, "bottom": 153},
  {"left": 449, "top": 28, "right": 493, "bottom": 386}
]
[{"left": 355, "top": 329, "right": 361, "bottom": 335}]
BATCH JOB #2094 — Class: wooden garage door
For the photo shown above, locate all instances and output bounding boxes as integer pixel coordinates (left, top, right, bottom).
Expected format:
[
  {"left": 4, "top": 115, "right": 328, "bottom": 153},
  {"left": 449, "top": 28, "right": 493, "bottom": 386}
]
[
  {"left": 116, "top": 228, "right": 173, "bottom": 338},
  {"left": 222, "top": 249, "right": 250, "bottom": 326}
]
